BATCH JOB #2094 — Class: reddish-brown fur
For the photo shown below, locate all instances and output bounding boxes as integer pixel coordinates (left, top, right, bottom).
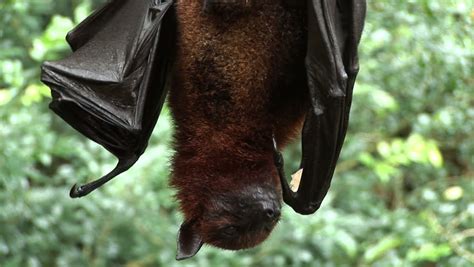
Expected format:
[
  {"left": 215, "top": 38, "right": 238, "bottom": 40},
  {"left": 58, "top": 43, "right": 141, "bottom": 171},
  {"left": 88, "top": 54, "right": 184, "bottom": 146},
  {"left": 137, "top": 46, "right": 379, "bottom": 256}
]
[{"left": 169, "top": 0, "right": 308, "bottom": 249}]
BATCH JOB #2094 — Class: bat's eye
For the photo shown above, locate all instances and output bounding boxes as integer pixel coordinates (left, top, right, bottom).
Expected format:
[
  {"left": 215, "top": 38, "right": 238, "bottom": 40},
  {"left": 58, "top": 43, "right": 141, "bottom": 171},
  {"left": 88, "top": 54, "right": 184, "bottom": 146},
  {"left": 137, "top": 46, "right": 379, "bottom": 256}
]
[{"left": 221, "top": 226, "right": 238, "bottom": 237}]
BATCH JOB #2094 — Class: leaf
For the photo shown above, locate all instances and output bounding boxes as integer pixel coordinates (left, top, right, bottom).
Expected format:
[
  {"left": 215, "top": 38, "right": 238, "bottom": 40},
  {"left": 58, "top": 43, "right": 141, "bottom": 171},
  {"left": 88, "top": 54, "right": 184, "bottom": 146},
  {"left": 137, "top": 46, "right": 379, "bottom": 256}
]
[
  {"left": 334, "top": 230, "right": 358, "bottom": 258},
  {"left": 74, "top": 1, "right": 92, "bottom": 24},
  {"left": 377, "top": 141, "right": 391, "bottom": 158},
  {"left": 407, "top": 243, "right": 452, "bottom": 262},
  {"left": 0, "top": 90, "right": 13, "bottom": 106},
  {"left": 427, "top": 143, "right": 443, "bottom": 167},
  {"left": 29, "top": 15, "right": 74, "bottom": 61},
  {"left": 363, "top": 236, "right": 402, "bottom": 263},
  {"left": 443, "top": 186, "right": 463, "bottom": 201},
  {"left": 20, "top": 83, "right": 50, "bottom": 106}
]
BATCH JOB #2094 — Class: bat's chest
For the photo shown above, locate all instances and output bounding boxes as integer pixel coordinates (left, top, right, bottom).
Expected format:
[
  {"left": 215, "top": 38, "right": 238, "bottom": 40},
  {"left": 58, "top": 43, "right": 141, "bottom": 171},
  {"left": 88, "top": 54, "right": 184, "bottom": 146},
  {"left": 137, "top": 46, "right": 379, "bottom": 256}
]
[{"left": 172, "top": 1, "right": 307, "bottom": 126}]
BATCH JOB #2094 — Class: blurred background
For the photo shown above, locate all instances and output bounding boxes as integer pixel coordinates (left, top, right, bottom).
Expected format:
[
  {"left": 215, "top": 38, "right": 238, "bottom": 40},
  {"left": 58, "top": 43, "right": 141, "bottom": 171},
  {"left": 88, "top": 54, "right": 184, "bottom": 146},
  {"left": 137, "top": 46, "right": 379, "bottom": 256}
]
[{"left": 0, "top": 0, "right": 473, "bottom": 266}]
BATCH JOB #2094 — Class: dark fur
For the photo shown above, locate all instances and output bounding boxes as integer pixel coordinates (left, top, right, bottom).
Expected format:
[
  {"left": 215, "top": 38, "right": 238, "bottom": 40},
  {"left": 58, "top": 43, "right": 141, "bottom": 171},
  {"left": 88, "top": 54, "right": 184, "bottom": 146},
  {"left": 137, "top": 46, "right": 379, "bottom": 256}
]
[{"left": 169, "top": 0, "right": 308, "bottom": 250}]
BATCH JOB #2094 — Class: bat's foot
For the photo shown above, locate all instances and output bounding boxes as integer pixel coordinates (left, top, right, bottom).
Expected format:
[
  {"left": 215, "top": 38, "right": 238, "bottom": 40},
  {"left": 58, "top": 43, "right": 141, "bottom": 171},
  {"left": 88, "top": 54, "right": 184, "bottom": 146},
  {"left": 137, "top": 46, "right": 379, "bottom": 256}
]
[
  {"left": 273, "top": 150, "right": 284, "bottom": 170},
  {"left": 272, "top": 135, "right": 284, "bottom": 169}
]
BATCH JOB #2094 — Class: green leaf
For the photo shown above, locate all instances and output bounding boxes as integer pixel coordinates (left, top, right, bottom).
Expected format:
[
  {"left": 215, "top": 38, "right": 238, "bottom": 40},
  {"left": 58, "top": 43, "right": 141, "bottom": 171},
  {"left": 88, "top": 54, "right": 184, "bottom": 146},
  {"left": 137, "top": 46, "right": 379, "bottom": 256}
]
[
  {"left": 443, "top": 186, "right": 463, "bottom": 201},
  {"left": 427, "top": 143, "right": 443, "bottom": 167},
  {"left": 364, "top": 236, "right": 402, "bottom": 263},
  {"left": 334, "top": 230, "right": 358, "bottom": 258},
  {"left": 74, "top": 1, "right": 92, "bottom": 24},
  {"left": 407, "top": 243, "right": 452, "bottom": 262},
  {"left": 29, "top": 15, "right": 74, "bottom": 61},
  {"left": 377, "top": 141, "right": 391, "bottom": 158},
  {"left": 20, "top": 83, "right": 50, "bottom": 106},
  {"left": 0, "top": 89, "right": 13, "bottom": 105}
]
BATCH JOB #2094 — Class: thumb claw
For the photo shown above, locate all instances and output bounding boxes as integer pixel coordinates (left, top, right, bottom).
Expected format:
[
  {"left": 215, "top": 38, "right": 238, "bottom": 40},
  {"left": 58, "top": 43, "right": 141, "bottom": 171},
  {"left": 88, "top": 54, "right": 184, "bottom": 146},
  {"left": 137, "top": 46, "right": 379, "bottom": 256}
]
[{"left": 69, "top": 184, "right": 86, "bottom": 198}]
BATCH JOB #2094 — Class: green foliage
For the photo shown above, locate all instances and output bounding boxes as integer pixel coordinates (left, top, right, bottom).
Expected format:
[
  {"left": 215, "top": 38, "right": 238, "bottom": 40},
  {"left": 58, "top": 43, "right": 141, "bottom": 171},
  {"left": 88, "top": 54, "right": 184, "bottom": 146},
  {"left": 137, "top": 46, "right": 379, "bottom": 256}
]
[{"left": 1, "top": 0, "right": 473, "bottom": 266}]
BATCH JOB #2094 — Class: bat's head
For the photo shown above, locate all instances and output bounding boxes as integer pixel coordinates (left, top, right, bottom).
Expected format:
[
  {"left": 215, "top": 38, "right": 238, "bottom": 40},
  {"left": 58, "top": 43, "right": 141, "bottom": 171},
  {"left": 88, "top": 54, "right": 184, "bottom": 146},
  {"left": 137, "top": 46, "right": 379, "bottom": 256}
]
[{"left": 176, "top": 182, "right": 281, "bottom": 260}]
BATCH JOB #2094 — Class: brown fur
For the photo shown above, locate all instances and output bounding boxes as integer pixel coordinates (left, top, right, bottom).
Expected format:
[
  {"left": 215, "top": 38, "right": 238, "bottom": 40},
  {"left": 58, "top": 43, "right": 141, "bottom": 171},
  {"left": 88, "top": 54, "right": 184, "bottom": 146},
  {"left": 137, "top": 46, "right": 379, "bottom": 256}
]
[{"left": 169, "top": 0, "right": 308, "bottom": 249}]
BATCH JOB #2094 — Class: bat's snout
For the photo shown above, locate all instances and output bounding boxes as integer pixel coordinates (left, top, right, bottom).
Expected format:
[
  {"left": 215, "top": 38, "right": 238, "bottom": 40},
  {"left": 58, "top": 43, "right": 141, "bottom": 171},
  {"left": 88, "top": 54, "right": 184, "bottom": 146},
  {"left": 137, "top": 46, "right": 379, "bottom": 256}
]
[
  {"left": 249, "top": 184, "right": 282, "bottom": 223},
  {"left": 259, "top": 199, "right": 281, "bottom": 222}
]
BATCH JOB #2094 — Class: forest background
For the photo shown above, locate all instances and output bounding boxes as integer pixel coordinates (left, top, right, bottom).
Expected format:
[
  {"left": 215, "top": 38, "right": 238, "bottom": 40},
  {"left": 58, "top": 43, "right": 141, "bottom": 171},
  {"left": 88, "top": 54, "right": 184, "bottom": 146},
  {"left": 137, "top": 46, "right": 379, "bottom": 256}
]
[{"left": 0, "top": 0, "right": 473, "bottom": 266}]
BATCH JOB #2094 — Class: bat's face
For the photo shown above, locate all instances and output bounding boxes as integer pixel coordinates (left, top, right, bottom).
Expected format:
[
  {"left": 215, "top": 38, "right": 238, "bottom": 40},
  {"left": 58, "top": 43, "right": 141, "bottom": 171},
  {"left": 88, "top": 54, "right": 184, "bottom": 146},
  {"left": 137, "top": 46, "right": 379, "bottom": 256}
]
[
  {"left": 176, "top": 182, "right": 282, "bottom": 260},
  {"left": 201, "top": 183, "right": 281, "bottom": 249}
]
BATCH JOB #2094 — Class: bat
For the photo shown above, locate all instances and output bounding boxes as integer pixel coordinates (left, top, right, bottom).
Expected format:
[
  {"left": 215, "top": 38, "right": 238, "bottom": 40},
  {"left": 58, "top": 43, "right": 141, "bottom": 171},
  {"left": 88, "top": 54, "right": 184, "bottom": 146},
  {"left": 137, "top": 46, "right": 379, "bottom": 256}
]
[{"left": 41, "top": 0, "right": 366, "bottom": 260}]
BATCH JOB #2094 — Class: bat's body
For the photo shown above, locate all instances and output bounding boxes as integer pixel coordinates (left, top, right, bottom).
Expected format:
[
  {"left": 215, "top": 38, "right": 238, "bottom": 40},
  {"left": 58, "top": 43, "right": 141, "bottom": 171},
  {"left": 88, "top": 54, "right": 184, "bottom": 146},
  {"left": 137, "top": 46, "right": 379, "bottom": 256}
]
[
  {"left": 171, "top": 1, "right": 308, "bottom": 149},
  {"left": 169, "top": 1, "right": 308, "bottom": 258}
]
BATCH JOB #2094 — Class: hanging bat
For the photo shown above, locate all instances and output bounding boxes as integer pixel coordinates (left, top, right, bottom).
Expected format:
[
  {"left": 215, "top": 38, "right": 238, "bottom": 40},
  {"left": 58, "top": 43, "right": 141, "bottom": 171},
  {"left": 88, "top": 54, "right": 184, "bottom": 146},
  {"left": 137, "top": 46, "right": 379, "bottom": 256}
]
[{"left": 41, "top": 0, "right": 366, "bottom": 260}]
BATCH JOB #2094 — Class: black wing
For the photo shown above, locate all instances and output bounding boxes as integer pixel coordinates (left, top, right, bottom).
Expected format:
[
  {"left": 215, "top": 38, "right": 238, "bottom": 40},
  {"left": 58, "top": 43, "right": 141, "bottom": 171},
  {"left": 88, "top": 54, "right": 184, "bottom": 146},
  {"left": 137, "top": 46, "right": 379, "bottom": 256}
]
[
  {"left": 275, "top": 0, "right": 367, "bottom": 214},
  {"left": 41, "top": 0, "right": 177, "bottom": 198}
]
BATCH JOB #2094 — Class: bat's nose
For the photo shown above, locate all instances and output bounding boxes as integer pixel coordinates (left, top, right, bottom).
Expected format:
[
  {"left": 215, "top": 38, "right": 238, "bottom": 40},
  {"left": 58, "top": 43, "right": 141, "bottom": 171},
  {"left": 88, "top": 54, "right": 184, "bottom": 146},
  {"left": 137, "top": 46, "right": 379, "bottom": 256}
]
[
  {"left": 264, "top": 206, "right": 281, "bottom": 220},
  {"left": 260, "top": 199, "right": 281, "bottom": 221},
  {"left": 244, "top": 183, "right": 282, "bottom": 221}
]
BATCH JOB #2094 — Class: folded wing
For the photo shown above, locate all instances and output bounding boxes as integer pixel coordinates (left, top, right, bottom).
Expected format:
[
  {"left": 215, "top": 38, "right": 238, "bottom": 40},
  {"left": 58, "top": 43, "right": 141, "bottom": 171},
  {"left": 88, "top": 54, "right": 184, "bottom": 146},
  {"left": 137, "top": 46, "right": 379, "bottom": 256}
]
[
  {"left": 41, "top": 0, "right": 176, "bottom": 197},
  {"left": 277, "top": 0, "right": 367, "bottom": 214}
]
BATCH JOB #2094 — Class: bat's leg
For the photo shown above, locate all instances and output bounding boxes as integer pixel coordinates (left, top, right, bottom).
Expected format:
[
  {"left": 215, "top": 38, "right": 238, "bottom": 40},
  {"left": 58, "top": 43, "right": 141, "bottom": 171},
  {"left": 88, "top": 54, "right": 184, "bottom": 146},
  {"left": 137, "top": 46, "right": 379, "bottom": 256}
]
[{"left": 69, "top": 156, "right": 138, "bottom": 198}]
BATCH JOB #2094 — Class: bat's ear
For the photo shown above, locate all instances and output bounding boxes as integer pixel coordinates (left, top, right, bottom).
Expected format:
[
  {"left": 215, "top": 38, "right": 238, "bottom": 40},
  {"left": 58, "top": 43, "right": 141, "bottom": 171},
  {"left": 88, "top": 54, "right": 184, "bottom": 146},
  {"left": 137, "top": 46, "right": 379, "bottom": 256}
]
[{"left": 176, "top": 220, "right": 204, "bottom": 260}]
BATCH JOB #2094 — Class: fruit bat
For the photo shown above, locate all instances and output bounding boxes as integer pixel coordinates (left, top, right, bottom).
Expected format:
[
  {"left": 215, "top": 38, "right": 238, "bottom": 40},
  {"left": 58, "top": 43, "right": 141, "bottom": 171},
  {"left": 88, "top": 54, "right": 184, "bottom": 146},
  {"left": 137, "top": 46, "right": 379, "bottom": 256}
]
[{"left": 41, "top": 0, "right": 366, "bottom": 260}]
